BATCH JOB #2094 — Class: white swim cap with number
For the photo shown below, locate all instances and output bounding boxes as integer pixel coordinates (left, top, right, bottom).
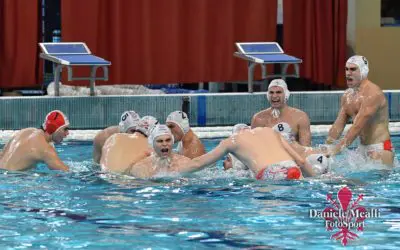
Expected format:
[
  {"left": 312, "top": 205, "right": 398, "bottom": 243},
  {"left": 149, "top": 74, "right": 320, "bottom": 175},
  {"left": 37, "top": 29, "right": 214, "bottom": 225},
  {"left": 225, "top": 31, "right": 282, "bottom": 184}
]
[
  {"left": 166, "top": 111, "right": 190, "bottom": 135},
  {"left": 306, "top": 154, "right": 329, "bottom": 175},
  {"left": 119, "top": 111, "right": 140, "bottom": 133},
  {"left": 267, "top": 79, "right": 290, "bottom": 103},
  {"left": 346, "top": 55, "right": 369, "bottom": 80},
  {"left": 148, "top": 124, "right": 174, "bottom": 148}
]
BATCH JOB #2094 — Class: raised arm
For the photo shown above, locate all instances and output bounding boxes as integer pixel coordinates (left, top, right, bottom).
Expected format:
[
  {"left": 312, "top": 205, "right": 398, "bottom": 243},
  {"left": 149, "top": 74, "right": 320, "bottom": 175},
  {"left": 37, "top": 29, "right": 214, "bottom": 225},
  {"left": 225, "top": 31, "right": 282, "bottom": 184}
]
[
  {"left": 42, "top": 144, "right": 69, "bottom": 171},
  {"left": 181, "top": 138, "right": 231, "bottom": 173},
  {"left": 183, "top": 139, "right": 206, "bottom": 159},
  {"left": 330, "top": 94, "right": 381, "bottom": 156},
  {"left": 298, "top": 112, "right": 311, "bottom": 146},
  {"left": 326, "top": 95, "right": 349, "bottom": 144},
  {"left": 278, "top": 133, "right": 315, "bottom": 177}
]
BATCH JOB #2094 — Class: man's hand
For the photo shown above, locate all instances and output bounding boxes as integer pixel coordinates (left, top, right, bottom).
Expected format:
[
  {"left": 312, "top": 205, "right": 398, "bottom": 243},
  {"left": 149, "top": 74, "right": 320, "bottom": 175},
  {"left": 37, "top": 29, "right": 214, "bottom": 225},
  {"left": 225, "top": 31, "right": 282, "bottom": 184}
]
[{"left": 325, "top": 136, "right": 336, "bottom": 145}]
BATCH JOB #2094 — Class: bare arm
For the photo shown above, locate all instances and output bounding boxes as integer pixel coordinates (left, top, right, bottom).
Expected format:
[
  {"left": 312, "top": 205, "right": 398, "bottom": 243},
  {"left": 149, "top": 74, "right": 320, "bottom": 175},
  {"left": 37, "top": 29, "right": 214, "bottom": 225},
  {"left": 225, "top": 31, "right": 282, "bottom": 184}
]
[
  {"left": 331, "top": 94, "right": 380, "bottom": 155},
  {"left": 251, "top": 112, "right": 264, "bottom": 128},
  {"left": 298, "top": 112, "right": 311, "bottom": 146},
  {"left": 183, "top": 139, "right": 206, "bottom": 159},
  {"left": 181, "top": 138, "right": 231, "bottom": 173},
  {"left": 128, "top": 157, "right": 153, "bottom": 178},
  {"left": 278, "top": 133, "right": 315, "bottom": 177},
  {"left": 42, "top": 144, "right": 69, "bottom": 171},
  {"left": 326, "top": 95, "right": 349, "bottom": 144}
]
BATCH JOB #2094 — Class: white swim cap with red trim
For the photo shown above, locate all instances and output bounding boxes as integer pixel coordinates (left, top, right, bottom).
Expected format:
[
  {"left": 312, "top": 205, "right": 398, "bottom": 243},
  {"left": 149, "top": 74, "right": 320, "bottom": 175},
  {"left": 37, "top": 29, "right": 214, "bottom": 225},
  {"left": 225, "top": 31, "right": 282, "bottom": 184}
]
[{"left": 42, "top": 110, "right": 70, "bottom": 135}]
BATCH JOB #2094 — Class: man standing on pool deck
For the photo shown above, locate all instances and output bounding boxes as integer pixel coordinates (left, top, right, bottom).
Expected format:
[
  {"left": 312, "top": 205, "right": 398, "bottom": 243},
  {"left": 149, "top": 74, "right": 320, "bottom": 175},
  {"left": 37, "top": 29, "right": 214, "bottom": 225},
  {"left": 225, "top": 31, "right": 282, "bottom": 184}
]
[
  {"left": 93, "top": 110, "right": 140, "bottom": 163},
  {"left": 325, "top": 55, "right": 394, "bottom": 166},
  {"left": 0, "top": 110, "right": 70, "bottom": 171},
  {"left": 251, "top": 79, "right": 311, "bottom": 146}
]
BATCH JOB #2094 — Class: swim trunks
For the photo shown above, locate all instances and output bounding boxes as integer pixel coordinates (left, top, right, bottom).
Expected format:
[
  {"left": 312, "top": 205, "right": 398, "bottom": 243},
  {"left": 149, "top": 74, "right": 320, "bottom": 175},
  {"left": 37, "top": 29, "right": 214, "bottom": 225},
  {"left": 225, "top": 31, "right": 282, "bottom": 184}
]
[
  {"left": 256, "top": 160, "right": 301, "bottom": 180},
  {"left": 357, "top": 139, "right": 393, "bottom": 156}
]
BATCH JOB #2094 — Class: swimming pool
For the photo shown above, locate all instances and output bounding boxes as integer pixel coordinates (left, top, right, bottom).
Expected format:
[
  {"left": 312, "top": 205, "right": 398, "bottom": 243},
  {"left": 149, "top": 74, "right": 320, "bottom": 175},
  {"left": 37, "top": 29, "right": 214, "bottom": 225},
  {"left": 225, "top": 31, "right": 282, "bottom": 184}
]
[{"left": 0, "top": 136, "right": 399, "bottom": 249}]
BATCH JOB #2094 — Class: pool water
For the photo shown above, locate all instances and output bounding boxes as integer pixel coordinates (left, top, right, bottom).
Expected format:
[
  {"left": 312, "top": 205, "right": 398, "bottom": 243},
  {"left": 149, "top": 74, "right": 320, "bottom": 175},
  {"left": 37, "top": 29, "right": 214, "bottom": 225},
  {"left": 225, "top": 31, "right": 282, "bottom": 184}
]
[{"left": 0, "top": 136, "right": 400, "bottom": 249}]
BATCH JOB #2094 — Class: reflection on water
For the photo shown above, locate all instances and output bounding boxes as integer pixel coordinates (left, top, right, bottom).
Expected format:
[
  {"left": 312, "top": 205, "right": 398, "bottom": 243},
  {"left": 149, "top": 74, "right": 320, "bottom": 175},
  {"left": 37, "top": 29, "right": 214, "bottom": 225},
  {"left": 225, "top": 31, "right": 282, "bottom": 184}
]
[{"left": 0, "top": 136, "right": 399, "bottom": 249}]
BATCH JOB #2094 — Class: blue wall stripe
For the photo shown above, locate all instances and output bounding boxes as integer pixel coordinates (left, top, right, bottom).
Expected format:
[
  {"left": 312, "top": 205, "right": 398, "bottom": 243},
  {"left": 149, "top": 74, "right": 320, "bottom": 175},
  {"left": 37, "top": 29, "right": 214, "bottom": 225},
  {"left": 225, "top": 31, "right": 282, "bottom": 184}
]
[
  {"left": 388, "top": 92, "right": 392, "bottom": 119},
  {"left": 197, "top": 96, "right": 207, "bottom": 126}
]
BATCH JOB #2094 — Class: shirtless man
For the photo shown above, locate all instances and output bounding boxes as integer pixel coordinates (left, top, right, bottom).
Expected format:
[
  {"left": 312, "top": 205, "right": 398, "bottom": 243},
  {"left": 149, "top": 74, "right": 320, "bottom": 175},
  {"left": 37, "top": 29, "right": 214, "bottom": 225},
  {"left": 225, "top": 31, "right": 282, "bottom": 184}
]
[
  {"left": 251, "top": 79, "right": 311, "bottom": 146},
  {"left": 0, "top": 110, "right": 70, "bottom": 171},
  {"left": 166, "top": 111, "right": 206, "bottom": 159},
  {"left": 326, "top": 55, "right": 394, "bottom": 166},
  {"left": 128, "top": 124, "right": 194, "bottom": 178},
  {"left": 129, "top": 125, "right": 315, "bottom": 180},
  {"left": 223, "top": 123, "right": 251, "bottom": 171},
  {"left": 223, "top": 124, "right": 330, "bottom": 176},
  {"left": 100, "top": 116, "right": 158, "bottom": 174},
  {"left": 93, "top": 110, "right": 140, "bottom": 163}
]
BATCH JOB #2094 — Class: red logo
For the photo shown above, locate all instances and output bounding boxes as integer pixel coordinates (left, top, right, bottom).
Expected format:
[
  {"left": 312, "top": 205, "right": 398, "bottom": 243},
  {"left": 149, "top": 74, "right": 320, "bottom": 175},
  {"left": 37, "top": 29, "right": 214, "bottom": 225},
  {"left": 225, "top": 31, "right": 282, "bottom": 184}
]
[{"left": 309, "top": 186, "right": 381, "bottom": 246}]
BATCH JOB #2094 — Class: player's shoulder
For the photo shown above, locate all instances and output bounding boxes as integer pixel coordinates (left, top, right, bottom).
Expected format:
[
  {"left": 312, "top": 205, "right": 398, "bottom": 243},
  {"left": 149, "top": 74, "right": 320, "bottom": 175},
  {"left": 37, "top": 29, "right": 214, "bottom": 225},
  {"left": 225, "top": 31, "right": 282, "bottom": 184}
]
[
  {"left": 367, "top": 81, "right": 385, "bottom": 96},
  {"left": 288, "top": 106, "right": 309, "bottom": 118},
  {"left": 253, "top": 108, "right": 272, "bottom": 118}
]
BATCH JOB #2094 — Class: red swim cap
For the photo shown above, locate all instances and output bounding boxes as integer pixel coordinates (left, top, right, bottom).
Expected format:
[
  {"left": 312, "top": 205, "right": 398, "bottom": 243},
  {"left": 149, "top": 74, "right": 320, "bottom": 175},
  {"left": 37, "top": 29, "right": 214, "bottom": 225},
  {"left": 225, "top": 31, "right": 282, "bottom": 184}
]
[
  {"left": 42, "top": 110, "right": 70, "bottom": 135},
  {"left": 287, "top": 167, "right": 301, "bottom": 180}
]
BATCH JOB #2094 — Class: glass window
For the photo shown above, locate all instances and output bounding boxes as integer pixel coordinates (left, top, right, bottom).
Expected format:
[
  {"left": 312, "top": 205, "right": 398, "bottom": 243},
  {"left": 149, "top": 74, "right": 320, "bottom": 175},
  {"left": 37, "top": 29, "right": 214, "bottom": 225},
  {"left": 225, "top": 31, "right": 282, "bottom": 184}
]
[{"left": 381, "top": 0, "right": 400, "bottom": 26}]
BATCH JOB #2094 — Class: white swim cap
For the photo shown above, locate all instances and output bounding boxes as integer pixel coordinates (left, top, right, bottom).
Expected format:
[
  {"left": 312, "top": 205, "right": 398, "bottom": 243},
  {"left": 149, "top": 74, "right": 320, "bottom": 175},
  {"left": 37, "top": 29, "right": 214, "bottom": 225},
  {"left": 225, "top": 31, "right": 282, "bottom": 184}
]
[
  {"left": 232, "top": 123, "right": 250, "bottom": 135},
  {"left": 267, "top": 79, "right": 290, "bottom": 103},
  {"left": 166, "top": 111, "right": 190, "bottom": 135},
  {"left": 346, "top": 55, "right": 369, "bottom": 80},
  {"left": 272, "top": 122, "right": 295, "bottom": 143},
  {"left": 306, "top": 154, "right": 329, "bottom": 175},
  {"left": 136, "top": 115, "right": 159, "bottom": 137},
  {"left": 119, "top": 111, "right": 140, "bottom": 133},
  {"left": 148, "top": 124, "right": 174, "bottom": 148}
]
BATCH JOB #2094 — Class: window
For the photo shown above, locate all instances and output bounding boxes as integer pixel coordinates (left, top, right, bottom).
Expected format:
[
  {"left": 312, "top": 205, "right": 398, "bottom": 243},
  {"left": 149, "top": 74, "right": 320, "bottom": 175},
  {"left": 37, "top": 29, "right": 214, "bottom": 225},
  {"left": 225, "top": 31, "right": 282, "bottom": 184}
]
[{"left": 381, "top": 0, "right": 400, "bottom": 26}]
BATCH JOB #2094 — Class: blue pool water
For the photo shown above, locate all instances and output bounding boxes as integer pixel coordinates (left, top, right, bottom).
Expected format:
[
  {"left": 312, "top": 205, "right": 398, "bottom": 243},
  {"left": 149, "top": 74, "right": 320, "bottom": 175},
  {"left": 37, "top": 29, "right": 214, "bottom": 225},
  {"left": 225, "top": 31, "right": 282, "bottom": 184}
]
[{"left": 1, "top": 136, "right": 400, "bottom": 249}]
